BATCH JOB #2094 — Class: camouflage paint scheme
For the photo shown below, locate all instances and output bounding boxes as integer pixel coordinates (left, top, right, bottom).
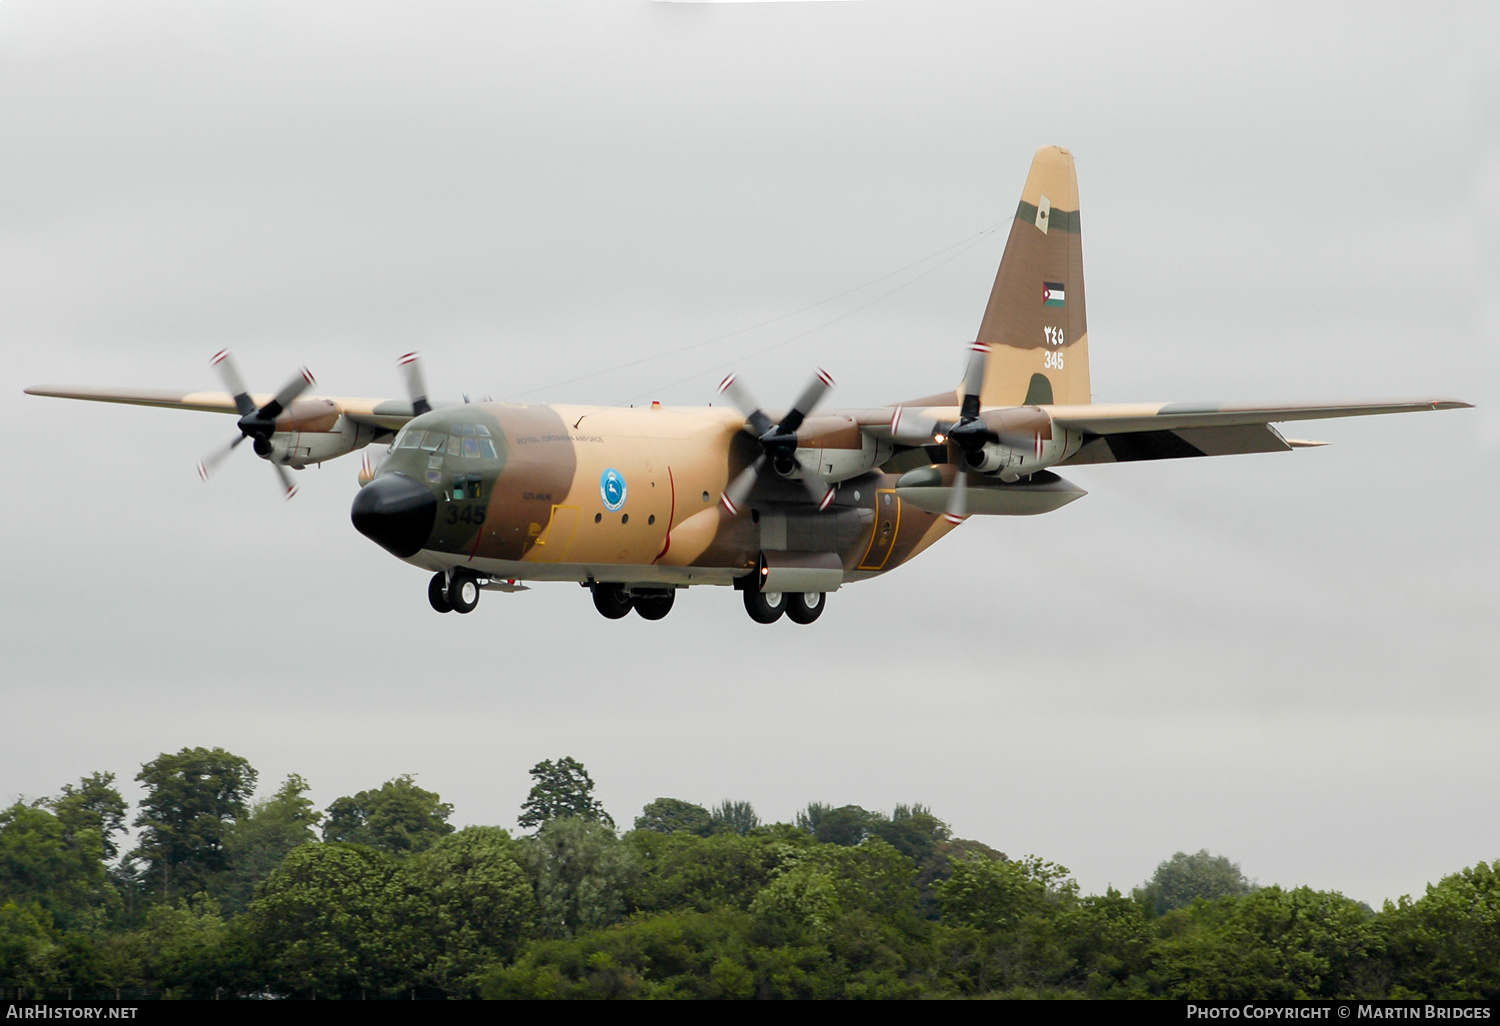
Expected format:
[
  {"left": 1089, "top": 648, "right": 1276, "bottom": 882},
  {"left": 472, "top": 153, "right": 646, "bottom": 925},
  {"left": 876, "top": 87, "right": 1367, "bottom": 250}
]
[{"left": 25, "top": 147, "right": 1470, "bottom": 612}]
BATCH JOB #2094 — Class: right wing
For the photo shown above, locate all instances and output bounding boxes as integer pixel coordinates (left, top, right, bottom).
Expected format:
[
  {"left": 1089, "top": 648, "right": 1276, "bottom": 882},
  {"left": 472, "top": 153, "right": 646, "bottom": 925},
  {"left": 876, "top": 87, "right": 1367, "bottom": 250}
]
[{"left": 23, "top": 385, "right": 422, "bottom": 432}]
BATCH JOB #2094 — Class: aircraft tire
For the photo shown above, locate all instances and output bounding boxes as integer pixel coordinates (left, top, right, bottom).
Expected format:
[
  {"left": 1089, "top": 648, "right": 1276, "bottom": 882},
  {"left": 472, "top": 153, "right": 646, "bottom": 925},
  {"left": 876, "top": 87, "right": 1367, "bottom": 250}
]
[
  {"left": 428, "top": 572, "right": 453, "bottom": 613},
  {"left": 785, "top": 591, "right": 825, "bottom": 624},
  {"left": 634, "top": 590, "right": 675, "bottom": 621},
  {"left": 592, "top": 583, "right": 633, "bottom": 620},
  {"left": 447, "top": 571, "right": 480, "bottom": 614},
  {"left": 743, "top": 588, "right": 786, "bottom": 624}
]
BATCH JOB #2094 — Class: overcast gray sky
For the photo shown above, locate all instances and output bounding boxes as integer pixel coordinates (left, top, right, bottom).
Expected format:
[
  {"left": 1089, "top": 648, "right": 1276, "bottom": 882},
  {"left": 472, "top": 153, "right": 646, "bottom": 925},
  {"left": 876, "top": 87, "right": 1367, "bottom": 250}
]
[{"left": 3, "top": 0, "right": 1496, "bottom": 907}]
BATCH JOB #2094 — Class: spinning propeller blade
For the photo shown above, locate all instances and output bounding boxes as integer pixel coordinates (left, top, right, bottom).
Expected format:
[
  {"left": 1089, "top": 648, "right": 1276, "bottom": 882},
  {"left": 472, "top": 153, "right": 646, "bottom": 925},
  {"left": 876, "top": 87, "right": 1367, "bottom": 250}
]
[
  {"left": 196, "top": 350, "right": 314, "bottom": 498},
  {"left": 399, "top": 352, "right": 431, "bottom": 415},
  {"left": 717, "top": 369, "right": 837, "bottom": 515}
]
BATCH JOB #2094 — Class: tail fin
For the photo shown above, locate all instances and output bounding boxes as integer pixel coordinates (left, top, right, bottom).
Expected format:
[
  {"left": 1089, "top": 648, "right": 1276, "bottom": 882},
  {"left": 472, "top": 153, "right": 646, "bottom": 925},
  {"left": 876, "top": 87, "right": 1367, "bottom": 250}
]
[{"left": 975, "top": 146, "right": 1090, "bottom": 407}]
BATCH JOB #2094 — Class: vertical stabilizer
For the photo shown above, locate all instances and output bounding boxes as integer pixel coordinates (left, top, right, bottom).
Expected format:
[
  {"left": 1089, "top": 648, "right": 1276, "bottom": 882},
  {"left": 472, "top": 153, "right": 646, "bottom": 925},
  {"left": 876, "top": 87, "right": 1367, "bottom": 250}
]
[{"left": 975, "top": 146, "right": 1090, "bottom": 407}]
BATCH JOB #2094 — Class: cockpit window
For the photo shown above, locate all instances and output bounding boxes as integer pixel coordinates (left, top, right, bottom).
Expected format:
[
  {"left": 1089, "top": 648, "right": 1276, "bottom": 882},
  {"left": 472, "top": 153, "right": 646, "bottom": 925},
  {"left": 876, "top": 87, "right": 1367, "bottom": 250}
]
[
  {"left": 420, "top": 432, "right": 446, "bottom": 452},
  {"left": 461, "top": 437, "right": 480, "bottom": 458},
  {"left": 446, "top": 435, "right": 462, "bottom": 457},
  {"left": 477, "top": 439, "right": 497, "bottom": 459},
  {"left": 473, "top": 425, "right": 492, "bottom": 438},
  {"left": 397, "top": 429, "right": 424, "bottom": 450}
]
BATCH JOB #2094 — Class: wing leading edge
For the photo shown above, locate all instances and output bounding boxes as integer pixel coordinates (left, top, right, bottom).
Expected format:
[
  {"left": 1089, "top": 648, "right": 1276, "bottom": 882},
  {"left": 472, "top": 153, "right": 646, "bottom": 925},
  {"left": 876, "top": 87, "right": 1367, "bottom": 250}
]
[
  {"left": 23, "top": 385, "right": 420, "bottom": 431},
  {"left": 1048, "top": 398, "right": 1470, "bottom": 464}
]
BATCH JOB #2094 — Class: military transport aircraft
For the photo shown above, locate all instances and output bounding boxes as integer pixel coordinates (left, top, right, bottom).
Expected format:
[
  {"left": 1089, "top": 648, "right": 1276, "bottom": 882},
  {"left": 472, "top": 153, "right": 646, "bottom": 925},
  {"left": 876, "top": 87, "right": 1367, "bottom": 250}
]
[{"left": 26, "top": 146, "right": 1469, "bottom": 624}]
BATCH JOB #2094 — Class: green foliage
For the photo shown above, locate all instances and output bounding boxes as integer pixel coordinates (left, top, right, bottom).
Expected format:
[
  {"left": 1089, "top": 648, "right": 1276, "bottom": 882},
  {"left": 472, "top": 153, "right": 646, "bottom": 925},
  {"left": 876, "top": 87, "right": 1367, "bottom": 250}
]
[
  {"left": 1145, "top": 885, "right": 1376, "bottom": 999},
  {"left": 518, "top": 757, "right": 613, "bottom": 830},
  {"left": 796, "top": 803, "right": 877, "bottom": 846},
  {"left": 131, "top": 747, "right": 257, "bottom": 900},
  {"left": 1383, "top": 860, "right": 1500, "bottom": 999},
  {"left": 321, "top": 774, "right": 453, "bottom": 856},
  {"left": 709, "top": 800, "right": 759, "bottom": 836},
  {"left": 627, "top": 829, "right": 808, "bottom": 914},
  {"left": 13, "top": 750, "right": 1500, "bottom": 1001},
  {"left": 523, "top": 818, "right": 639, "bottom": 939},
  {"left": 218, "top": 775, "right": 323, "bottom": 913},
  {"left": 635, "top": 798, "right": 713, "bottom": 836},
  {"left": 140, "top": 894, "right": 231, "bottom": 999},
  {"left": 1135, "top": 849, "right": 1253, "bottom": 916},
  {"left": 0, "top": 801, "right": 114, "bottom": 933},
  {"left": 395, "top": 826, "right": 535, "bottom": 995},
  {"left": 245, "top": 842, "right": 407, "bottom": 998},
  {"left": 50, "top": 773, "right": 128, "bottom": 863}
]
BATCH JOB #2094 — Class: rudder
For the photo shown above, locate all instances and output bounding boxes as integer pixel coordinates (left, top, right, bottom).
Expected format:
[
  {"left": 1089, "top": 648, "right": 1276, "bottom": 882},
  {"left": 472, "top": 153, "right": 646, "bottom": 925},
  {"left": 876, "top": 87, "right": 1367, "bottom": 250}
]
[{"left": 975, "top": 146, "right": 1090, "bottom": 407}]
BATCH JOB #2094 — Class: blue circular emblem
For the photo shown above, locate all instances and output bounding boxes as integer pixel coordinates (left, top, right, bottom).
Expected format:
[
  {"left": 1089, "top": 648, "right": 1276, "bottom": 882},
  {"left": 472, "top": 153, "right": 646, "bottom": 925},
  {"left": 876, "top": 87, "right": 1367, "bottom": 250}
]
[{"left": 600, "top": 468, "right": 627, "bottom": 511}]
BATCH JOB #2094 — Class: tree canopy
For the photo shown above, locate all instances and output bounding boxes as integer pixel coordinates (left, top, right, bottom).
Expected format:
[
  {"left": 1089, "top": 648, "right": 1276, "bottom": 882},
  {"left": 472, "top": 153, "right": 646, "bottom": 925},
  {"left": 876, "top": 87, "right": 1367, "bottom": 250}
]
[
  {"left": 321, "top": 774, "right": 454, "bottom": 855},
  {"left": 517, "top": 758, "right": 612, "bottom": 830}
]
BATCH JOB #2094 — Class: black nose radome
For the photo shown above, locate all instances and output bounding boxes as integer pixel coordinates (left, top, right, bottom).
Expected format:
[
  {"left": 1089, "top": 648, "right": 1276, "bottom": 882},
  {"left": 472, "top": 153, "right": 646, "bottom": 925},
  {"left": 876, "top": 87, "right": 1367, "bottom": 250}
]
[{"left": 351, "top": 473, "right": 437, "bottom": 558}]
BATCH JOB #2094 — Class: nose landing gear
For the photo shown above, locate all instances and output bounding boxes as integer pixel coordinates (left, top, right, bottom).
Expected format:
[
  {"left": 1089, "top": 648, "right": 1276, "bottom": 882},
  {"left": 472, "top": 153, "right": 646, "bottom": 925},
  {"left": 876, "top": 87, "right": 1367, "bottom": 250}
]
[{"left": 428, "top": 570, "right": 481, "bottom": 614}]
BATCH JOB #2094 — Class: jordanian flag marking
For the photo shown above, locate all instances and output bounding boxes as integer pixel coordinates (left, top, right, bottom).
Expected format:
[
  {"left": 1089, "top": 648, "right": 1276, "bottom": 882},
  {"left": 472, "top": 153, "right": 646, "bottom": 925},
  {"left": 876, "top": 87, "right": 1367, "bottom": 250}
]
[{"left": 1043, "top": 282, "right": 1066, "bottom": 307}]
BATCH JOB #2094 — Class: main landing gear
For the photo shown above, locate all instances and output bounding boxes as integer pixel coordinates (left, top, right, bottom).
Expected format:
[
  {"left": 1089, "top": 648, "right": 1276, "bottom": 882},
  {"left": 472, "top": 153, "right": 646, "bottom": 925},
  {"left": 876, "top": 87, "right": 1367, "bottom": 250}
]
[
  {"left": 591, "top": 583, "right": 677, "bottom": 621},
  {"left": 429, "top": 570, "right": 481, "bottom": 614},
  {"left": 742, "top": 588, "right": 825, "bottom": 625}
]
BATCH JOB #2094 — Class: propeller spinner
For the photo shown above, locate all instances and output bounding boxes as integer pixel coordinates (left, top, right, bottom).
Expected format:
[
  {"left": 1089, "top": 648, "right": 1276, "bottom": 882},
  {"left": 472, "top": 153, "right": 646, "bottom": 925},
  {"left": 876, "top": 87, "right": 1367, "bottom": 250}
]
[
  {"left": 196, "top": 349, "right": 315, "bottom": 499},
  {"left": 717, "top": 368, "right": 837, "bottom": 515}
]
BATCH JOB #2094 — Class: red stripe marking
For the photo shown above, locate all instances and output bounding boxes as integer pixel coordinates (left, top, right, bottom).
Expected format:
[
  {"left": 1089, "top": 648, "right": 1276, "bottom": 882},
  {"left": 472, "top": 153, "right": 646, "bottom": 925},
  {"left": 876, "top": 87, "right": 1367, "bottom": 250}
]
[
  {"left": 717, "top": 373, "right": 736, "bottom": 394},
  {"left": 653, "top": 466, "right": 677, "bottom": 563}
]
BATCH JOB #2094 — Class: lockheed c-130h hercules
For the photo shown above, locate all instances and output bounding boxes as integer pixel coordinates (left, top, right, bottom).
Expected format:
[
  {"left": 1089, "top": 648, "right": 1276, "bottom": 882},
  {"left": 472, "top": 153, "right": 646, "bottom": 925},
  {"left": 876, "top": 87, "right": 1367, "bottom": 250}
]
[{"left": 25, "top": 146, "right": 1470, "bottom": 624}]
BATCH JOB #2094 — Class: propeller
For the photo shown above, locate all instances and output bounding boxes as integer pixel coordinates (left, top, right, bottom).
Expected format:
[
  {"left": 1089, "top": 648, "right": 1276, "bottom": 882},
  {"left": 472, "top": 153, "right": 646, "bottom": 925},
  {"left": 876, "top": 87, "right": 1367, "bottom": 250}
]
[
  {"left": 196, "top": 349, "right": 315, "bottom": 499},
  {"left": 888, "top": 341, "right": 992, "bottom": 524},
  {"left": 717, "top": 368, "right": 837, "bottom": 515},
  {"left": 398, "top": 351, "right": 431, "bottom": 415}
]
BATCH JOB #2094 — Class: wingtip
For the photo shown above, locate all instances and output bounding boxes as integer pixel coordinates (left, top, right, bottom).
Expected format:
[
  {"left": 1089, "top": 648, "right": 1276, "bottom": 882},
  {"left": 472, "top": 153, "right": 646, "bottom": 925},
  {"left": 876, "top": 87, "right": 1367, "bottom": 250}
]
[{"left": 1432, "top": 400, "right": 1474, "bottom": 410}]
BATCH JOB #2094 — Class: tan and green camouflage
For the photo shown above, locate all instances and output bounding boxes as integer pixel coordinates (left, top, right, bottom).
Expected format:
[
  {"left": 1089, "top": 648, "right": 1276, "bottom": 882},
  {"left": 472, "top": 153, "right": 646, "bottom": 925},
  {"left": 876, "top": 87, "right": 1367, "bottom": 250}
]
[{"left": 26, "top": 146, "right": 1470, "bottom": 622}]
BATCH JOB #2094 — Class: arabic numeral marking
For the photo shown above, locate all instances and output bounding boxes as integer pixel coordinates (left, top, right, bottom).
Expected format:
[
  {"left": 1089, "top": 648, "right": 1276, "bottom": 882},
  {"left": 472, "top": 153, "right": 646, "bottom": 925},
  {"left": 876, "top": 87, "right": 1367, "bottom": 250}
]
[
  {"left": 1044, "top": 350, "right": 1065, "bottom": 370},
  {"left": 1043, "top": 326, "right": 1066, "bottom": 346}
]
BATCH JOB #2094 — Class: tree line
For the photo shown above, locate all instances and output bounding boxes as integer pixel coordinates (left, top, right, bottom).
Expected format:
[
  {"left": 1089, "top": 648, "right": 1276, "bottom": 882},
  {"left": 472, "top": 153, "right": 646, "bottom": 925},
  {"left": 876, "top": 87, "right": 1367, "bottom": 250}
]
[{"left": 2, "top": 748, "right": 1497, "bottom": 999}]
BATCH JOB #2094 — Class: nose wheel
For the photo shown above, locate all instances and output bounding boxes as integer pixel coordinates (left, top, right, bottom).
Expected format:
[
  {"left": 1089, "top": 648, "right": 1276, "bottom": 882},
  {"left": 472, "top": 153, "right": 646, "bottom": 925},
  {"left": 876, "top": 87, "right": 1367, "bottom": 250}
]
[
  {"left": 428, "top": 572, "right": 452, "bottom": 613},
  {"left": 429, "top": 570, "right": 480, "bottom": 614}
]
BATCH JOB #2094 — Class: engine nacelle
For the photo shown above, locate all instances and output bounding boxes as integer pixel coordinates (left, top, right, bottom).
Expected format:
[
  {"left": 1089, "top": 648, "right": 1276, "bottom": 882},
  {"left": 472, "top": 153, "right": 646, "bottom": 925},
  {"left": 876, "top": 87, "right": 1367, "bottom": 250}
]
[
  {"left": 777, "top": 423, "right": 892, "bottom": 484},
  {"left": 265, "top": 414, "right": 380, "bottom": 469},
  {"left": 964, "top": 420, "right": 1082, "bottom": 480}
]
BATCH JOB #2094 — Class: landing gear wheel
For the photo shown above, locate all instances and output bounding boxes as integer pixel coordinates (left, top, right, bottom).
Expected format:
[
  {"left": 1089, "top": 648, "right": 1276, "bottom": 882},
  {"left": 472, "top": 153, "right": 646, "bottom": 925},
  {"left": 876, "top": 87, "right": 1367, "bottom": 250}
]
[
  {"left": 743, "top": 587, "right": 786, "bottom": 624},
  {"left": 633, "top": 590, "right": 675, "bottom": 621},
  {"left": 592, "top": 583, "right": 633, "bottom": 620},
  {"left": 428, "top": 572, "right": 453, "bottom": 614},
  {"left": 786, "top": 592, "right": 825, "bottom": 624},
  {"left": 447, "top": 571, "right": 480, "bottom": 614}
]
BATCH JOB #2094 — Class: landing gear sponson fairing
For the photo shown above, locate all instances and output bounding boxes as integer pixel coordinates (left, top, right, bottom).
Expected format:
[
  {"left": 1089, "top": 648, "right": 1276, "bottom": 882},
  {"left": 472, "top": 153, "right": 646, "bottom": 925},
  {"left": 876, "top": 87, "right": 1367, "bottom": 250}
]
[{"left": 26, "top": 147, "right": 1470, "bottom": 624}]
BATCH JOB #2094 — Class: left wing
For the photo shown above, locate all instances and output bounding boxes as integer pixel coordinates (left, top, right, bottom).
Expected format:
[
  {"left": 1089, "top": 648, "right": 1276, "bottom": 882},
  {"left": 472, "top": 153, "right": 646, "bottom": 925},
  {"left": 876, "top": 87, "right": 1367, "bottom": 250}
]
[{"left": 1048, "top": 398, "right": 1470, "bottom": 464}]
